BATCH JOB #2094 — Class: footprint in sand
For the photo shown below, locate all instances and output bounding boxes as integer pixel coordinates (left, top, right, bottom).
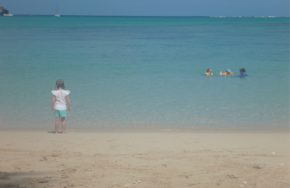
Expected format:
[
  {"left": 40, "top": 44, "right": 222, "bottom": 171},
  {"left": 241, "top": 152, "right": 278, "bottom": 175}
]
[
  {"left": 37, "top": 178, "right": 50, "bottom": 184},
  {"left": 50, "top": 153, "right": 61, "bottom": 158},
  {"left": 252, "top": 164, "right": 263, "bottom": 169},
  {"left": 60, "top": 168, "right": 77, "bottom": 174},
  {"left": 227, "top": 174, "right": 239, "bottom": 179},
  {"left": 40, "top": 156, "right": 48, "bottom": 161}
]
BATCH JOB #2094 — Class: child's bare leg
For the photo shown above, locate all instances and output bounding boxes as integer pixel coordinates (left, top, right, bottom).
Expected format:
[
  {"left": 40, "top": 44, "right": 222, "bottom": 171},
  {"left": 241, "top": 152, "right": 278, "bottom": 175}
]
[
  {"left": 54, "top": 118, "right": 60, "bottom": 133},
  {"left": 60, "top": 118, "right": 66, "bottom": 133}
]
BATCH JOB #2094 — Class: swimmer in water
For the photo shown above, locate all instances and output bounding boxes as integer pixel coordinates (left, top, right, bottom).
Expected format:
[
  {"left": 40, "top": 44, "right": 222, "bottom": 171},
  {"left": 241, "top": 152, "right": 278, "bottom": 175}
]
[
  {"left": 219, "top": 69, "right": 234, "bottom": 76},
  {"left": 239, "top": 68, "right": 248, "bottom": 78},
  {"left": 205, "top": 68, "right": 213, "bottom": 77}
]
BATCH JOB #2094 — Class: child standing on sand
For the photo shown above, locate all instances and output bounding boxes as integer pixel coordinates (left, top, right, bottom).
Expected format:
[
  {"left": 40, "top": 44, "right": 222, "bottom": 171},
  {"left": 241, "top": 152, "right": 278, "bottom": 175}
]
[{"left": 51, "top": 80, "right": 71, "bottom": 133}]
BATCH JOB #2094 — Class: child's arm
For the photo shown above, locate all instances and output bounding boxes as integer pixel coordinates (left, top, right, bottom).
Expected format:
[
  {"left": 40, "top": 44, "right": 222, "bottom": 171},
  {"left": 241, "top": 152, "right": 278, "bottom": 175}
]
[
  {"left": 51, "top": 96, "right": 56, "bottom": 111},
  {"left": 65, "top": 95, "right": 72, "bottom": 111}
]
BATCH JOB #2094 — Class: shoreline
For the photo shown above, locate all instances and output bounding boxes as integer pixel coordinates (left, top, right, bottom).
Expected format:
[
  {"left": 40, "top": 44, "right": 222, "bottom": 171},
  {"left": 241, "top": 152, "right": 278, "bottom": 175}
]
[{"left": 0, "top": 127, "right": 289, "bottom": 133}]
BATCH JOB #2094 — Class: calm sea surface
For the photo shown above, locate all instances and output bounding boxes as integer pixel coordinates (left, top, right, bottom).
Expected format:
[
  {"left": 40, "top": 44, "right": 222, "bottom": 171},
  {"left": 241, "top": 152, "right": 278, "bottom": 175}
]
[{"left": 0, "top": 16, "right": 289, "bottom": 129}]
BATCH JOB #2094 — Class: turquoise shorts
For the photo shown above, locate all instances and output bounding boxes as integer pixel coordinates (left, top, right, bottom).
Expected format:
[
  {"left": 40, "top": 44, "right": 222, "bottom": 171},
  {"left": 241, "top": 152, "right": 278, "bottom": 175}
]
[{"left": 54, "top": 110, "right": 67, "bottom": 119}]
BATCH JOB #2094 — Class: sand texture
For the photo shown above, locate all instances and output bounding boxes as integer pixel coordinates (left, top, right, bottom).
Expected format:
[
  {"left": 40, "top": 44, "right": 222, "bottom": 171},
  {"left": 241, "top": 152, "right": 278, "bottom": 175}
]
[{"left": 0, "top": 130, "right": 289, "bottom": 188}]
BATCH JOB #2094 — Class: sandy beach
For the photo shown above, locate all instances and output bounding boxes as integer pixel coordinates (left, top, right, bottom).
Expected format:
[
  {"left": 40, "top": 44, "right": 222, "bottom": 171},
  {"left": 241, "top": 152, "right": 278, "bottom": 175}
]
[{"left": 0, "top": 129, "right": 289, "bottom": 188}]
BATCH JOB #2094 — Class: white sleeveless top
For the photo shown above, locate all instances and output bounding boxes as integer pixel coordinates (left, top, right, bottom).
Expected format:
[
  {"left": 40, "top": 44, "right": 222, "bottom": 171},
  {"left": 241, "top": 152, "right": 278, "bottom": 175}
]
[{"left": 51, "top": 89, "right": 71, "bottom": 110}]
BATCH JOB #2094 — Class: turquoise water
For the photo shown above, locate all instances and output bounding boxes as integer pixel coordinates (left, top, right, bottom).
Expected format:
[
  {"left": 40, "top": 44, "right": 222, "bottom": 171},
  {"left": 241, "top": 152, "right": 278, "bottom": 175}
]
[{"left": 0, "top": 16, "right": 289, "bottom": 129}]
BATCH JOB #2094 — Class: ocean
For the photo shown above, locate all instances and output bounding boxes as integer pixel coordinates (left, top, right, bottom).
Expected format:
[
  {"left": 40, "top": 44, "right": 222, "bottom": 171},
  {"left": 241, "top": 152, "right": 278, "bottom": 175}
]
[{"left": 0, "top": 16, "right": 289, "bottom": 129}]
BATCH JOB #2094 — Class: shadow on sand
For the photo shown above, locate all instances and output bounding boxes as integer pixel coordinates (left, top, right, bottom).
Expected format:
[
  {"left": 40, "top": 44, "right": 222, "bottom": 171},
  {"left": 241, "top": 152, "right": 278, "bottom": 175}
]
[{"left": 0, "top": 171, "right": 52, "bottom": 188}]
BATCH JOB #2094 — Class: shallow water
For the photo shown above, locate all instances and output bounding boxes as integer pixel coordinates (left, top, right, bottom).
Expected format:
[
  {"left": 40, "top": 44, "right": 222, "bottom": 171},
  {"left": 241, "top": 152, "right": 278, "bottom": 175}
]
[{"left": 0, "top": 16, "right": 289, "bottom": 129}]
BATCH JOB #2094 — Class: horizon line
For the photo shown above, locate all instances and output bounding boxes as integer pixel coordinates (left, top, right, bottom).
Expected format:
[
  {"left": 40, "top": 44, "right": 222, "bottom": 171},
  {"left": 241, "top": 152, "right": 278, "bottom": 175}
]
[{"left": 3, "top": 14, "right": 290, "bottom": 18}]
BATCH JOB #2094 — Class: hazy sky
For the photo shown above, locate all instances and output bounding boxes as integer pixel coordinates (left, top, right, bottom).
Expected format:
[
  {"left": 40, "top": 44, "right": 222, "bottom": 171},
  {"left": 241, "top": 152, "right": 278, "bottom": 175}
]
[{"left": 1, "top": 0, "right": 289, "bottom": 16}]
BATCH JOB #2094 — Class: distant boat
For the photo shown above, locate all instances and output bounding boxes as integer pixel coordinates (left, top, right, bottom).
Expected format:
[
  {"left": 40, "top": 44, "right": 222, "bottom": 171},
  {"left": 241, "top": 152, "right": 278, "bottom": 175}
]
[
  {"left": 3, "top": 13, "right": 13, "bottom": 17},
  {"left": 54, "top": 14, "right": 61, "bottom": 17}
]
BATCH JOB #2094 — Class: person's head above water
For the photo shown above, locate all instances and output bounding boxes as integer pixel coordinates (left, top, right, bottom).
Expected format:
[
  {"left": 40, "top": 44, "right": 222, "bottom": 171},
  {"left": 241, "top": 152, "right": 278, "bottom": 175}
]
[
  {"left": 240, "top": 68, "right": 246, "bottom": 73},
  {"left": 239, "top": 68, "right": 248, "bottom": 77},
  {"left": 56, "top": 79, "right": 65, "bottom": 89},
  {"left": 206, "top": 68, "right": 212, "bottom": 72}
]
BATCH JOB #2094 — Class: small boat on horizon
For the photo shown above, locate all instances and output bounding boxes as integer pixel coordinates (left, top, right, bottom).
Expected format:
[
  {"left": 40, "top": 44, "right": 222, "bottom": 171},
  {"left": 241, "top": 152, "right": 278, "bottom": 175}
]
[{"left": 54, "top": 14, "right": 61, "bottom": 17}]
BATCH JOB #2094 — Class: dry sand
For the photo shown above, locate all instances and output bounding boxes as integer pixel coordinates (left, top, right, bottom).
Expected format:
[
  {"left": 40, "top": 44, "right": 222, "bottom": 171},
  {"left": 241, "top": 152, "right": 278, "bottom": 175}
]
[{"left": 0, "top": 129, "right": 289, "bottom": 188}]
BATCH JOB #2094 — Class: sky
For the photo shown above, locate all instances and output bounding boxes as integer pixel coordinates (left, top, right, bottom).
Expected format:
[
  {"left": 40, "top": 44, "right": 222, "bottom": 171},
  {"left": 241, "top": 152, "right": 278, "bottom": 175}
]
[{"left": 0, "top": 0, "right": 289, "bottom": 16}]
